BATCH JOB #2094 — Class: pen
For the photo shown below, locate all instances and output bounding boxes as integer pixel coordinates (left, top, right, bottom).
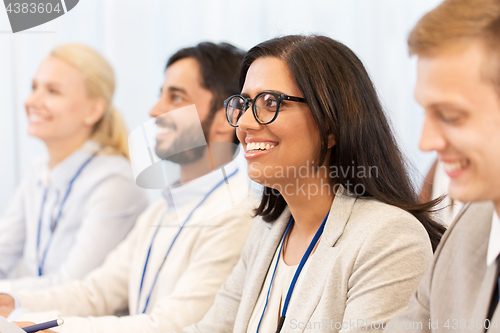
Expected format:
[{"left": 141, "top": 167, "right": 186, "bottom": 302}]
[{"left": 22, "top": 319, "right": 64, "bottom": 333}]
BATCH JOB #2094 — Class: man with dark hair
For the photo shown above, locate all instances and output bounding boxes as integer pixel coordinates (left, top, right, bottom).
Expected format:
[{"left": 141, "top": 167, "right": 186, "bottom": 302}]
[
  {"left": 0, "top": 42, "right": 254, "bottom": 333},
  {"left": 166, "top": 42, "right": 244, "bottom": 147},
  {"left": 385, "top": 0, "right": 500, "bottom": 331}
]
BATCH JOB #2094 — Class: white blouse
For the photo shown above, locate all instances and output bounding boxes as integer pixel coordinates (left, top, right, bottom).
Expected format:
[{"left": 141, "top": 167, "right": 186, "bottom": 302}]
[
  {"left": 0, "top": 141, "right": 148, "bottom": 291},
  {"left": 247, "top": 236, "right": 311, "bottom": 333}
]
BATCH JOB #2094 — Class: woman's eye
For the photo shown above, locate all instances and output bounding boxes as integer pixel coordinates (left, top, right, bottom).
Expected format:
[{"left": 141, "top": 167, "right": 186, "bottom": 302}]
[
  {"left": 442, "top": 116, "right": 458, "bottom": 123},
  {"left": 438, "top": 110, "right": 463, "bottom": 124},
  {"left": 49, "top": 89, "right": 60, "bottom": 94},
  {"left": 263, "top": 96, "right": 277, "bottom": 108}
]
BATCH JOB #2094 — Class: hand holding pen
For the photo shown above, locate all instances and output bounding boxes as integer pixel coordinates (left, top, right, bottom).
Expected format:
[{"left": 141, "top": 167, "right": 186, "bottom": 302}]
[{"left": 15, "top": 319, "right": 63, "bottom": 333}]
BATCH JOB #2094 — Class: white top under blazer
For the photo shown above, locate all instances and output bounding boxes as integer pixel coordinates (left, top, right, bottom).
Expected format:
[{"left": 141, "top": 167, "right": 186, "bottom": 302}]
[{"left": 0, "top": 140, "right": 148, "bottom": 292}]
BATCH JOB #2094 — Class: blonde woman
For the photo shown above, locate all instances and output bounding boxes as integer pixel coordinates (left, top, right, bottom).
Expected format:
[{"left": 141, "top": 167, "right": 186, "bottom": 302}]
[{"left": 0, "top": 44, "right": 148, "bottom": 292}]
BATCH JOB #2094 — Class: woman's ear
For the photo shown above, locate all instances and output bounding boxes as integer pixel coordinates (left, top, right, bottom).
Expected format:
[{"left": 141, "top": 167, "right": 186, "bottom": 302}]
[
  {"left": 327, "top": 133, "right": 336, "bottom": 149},
  {"left": 84, "top": 98, "right": 107, "bottom": 126}
]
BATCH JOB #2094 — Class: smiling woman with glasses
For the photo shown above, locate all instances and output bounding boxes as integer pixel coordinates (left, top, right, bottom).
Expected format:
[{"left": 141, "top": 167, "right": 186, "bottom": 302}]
[{"left": 185, "top": 35, "right": 445, "bottom": 333}]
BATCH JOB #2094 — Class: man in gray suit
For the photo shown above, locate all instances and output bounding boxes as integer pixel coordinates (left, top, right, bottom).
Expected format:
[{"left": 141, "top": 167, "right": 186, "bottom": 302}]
[{"left": 385, "top": 0, "right": 500, "bottom": 332}]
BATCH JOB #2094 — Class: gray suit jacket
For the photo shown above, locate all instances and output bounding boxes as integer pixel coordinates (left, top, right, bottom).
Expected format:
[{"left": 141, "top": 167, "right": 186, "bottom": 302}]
[
  {"left": 384, "top": 201, "right": 499, "bottom": 333},
  {"left": 184, "top": 191, "right": 434, "bottom": 333}
]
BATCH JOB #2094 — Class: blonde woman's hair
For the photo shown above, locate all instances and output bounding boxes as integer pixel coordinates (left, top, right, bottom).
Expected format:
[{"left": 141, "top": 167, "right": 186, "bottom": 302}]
[{"left": 50, "top": 44, "right": 130, "bottom": 159}]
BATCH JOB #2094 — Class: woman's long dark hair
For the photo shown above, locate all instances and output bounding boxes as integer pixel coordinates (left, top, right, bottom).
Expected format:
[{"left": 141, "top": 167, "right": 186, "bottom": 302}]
[{"left": 241, "top": 35, "right": 445, "bottom": 251}]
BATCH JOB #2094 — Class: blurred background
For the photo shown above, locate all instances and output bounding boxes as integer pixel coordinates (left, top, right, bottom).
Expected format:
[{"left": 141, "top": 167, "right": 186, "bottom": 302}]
[{"left": 0, "top": 0, "right": 442, "bottom": 213}]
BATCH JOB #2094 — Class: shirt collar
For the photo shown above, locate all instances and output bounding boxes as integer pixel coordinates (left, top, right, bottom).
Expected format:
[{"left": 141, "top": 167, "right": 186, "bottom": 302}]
[
  {"left": 163, "top": 160, "right": 238, "bottom": 213},
  {"left": 40, "top": 140, "right": 101, "bottom": 189},
  {"left": 487, "top": 210, "right": 500, "bottom": 266}
]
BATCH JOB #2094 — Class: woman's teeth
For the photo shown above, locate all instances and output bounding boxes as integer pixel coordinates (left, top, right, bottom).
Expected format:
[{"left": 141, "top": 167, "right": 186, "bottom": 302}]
[
  {"left": 246, "top": 142, "right": 275, "bottom": 153},
  {"left": 444, "top": 160, "right": 469, "bottom": 173},
  {"left": 29, "top": 114, "right": 47, "bottom": 122}
]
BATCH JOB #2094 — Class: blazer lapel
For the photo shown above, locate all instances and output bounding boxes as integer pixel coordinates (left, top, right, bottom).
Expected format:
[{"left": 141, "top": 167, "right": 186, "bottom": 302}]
[
  {"left": 282, "top": 192, "right": 357, "bottom": 332},
  {"left": 484, "top": 260, "right": 500, "bottom": 332},
  {"left": 469, "top": 259, "right": 499, "bottom": 332},
  {"left": 234, "top": 209, "right": 291, "bottom": 333}
]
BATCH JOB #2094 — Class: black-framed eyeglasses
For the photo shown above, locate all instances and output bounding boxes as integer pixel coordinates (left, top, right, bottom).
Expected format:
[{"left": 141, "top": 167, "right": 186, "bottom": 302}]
[{"left": 224, "top": 91, "right": 307, "bottom": 127}]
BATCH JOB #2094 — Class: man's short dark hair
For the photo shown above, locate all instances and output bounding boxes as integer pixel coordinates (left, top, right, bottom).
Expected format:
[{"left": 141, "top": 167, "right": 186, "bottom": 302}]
[{"left": 167, "top": 42, "right": 245, "bottom": 144}]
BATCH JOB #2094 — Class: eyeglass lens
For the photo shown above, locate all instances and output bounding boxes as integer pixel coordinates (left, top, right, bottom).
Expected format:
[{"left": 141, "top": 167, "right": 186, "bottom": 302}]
[{"left": 227, "top": 93, "right": 279, "bottom": 126}]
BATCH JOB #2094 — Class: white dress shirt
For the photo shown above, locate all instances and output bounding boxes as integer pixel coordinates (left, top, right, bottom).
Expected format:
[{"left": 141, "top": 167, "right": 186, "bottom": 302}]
[
  {"left": 487, "top": 210, "right": 500, "bottom": 266},
  {"left": 0, "top": 141, "right": 148, "bottom": 291},
  {"left": 11, "top": 162, "right": 256, "bottom": 333}
]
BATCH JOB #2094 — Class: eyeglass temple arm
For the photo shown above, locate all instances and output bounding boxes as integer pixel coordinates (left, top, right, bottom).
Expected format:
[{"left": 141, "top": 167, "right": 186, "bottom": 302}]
[{"left": 282, "top": 95, "right": 307, "bottom": 103}]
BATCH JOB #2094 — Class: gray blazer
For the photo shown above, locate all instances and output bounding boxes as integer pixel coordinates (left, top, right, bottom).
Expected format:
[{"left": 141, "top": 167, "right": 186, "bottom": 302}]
[
  {"left": 184, "top": 191, "right": 434, "bottom": 333},
  {"left": 384, "top": 201, "right": 500, "bottom": 333}
]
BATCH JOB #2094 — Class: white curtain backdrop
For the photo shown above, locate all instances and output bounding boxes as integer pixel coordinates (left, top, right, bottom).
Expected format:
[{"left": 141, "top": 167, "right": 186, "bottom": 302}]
[{"left": 0, "top": 0, "right": 442, "bottom": 213}]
